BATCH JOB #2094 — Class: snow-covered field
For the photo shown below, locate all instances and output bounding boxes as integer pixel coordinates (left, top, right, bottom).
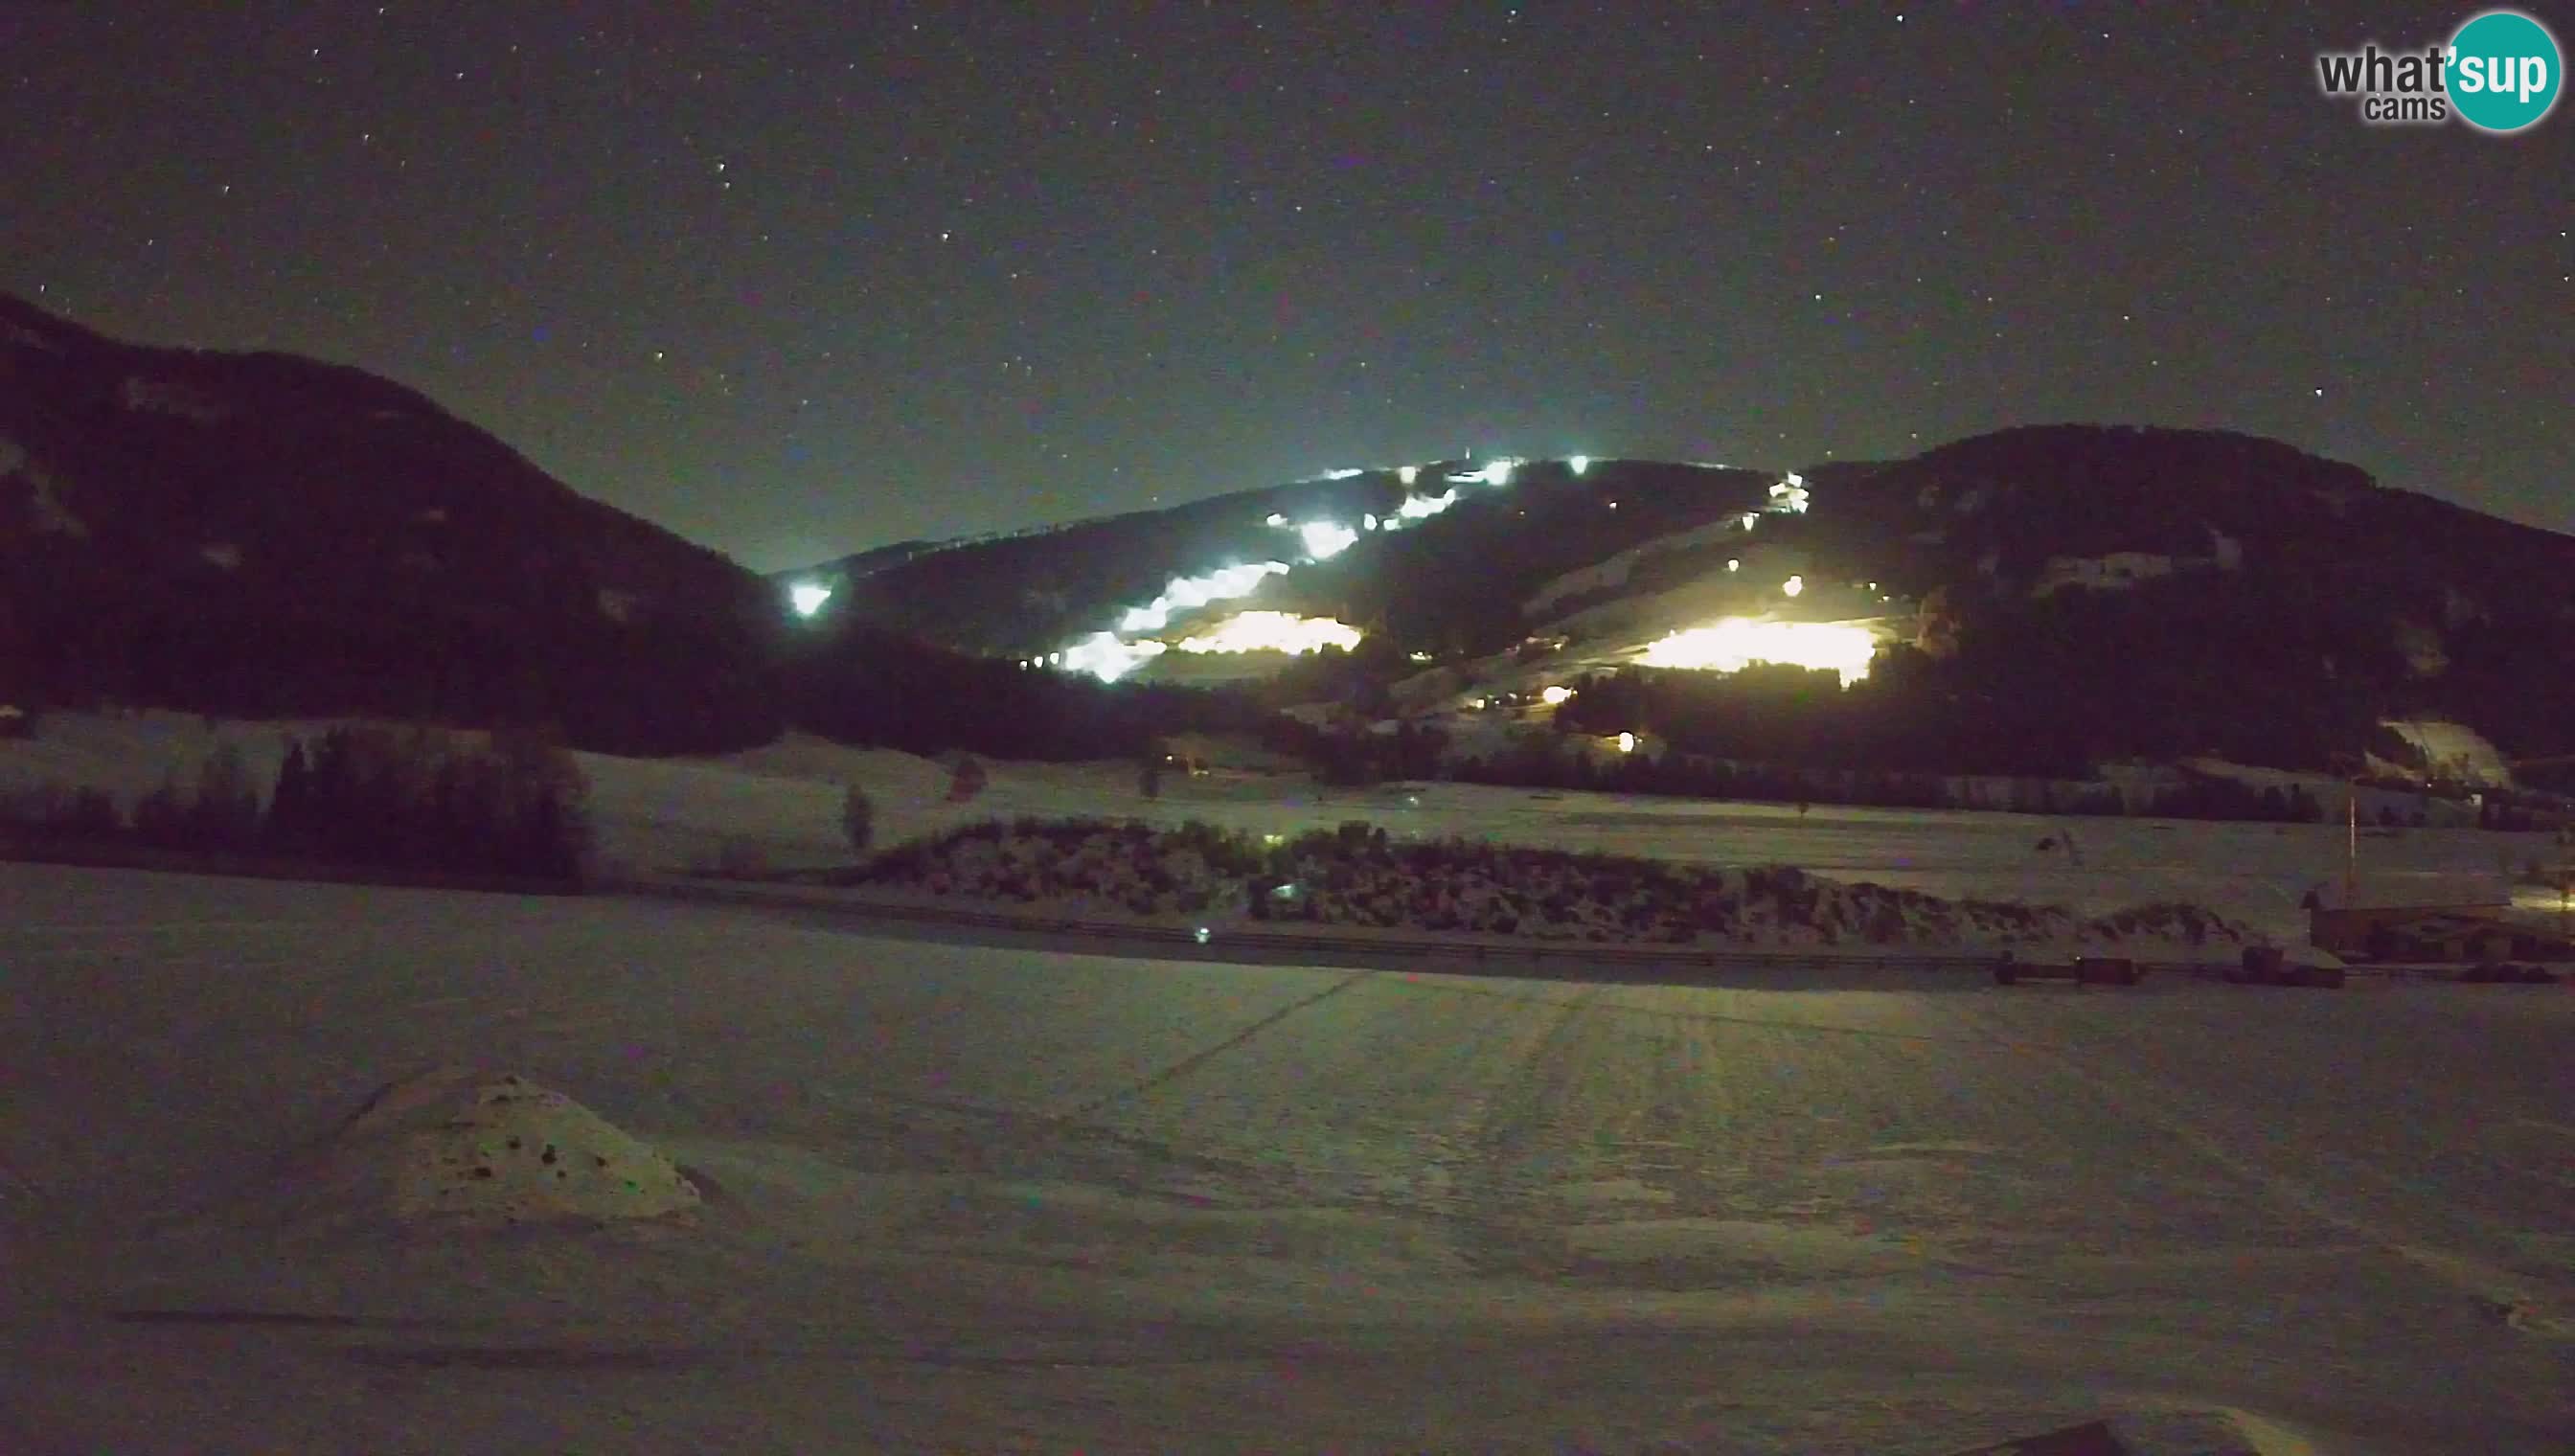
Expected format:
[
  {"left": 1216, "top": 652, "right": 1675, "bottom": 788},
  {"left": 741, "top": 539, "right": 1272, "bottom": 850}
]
[
  {"left": 6, "top": 711, "right": 2563, "bottom": 950},
  {"left": 2, "top": 863, "right": 2566, "bottom": 1452}
]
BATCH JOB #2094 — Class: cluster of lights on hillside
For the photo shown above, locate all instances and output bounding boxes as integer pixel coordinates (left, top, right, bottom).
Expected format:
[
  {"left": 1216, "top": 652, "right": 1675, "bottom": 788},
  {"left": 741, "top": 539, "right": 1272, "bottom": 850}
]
[
  {"left": 1040, "top": 608, "right": 1363, "bottom": 676},
  {"left": 1116, "top": 560, "right": 1289, "bottom": 633},
  {"left": 1636, "top": 618, "right": 1879, "bottom": 687},
  {"left": 1023, "top": 460, "right": 1814, "bottom": 684},
  {"left": 1174, "top": 610, "right": 1363, "bottom": 655},
  {"left": 1037, "top": 458, "right": 1528, "bottom": 680}
]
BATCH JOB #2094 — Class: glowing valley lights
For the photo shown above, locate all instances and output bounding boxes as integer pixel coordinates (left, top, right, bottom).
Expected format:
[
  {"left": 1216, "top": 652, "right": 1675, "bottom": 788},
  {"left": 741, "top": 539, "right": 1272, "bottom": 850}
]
[
  {"left": 788, "top": 582, "right": 832, "bottom": 617},
  {"left": 1636, "top": 619, "right": 1879, "bottom": 687}
]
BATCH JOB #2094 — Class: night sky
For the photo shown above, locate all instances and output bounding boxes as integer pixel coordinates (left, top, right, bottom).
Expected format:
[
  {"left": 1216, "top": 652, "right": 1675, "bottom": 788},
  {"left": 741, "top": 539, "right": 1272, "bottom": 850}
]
[{"left": 7, "top": 3, "right": 2567, "bottom": 571}]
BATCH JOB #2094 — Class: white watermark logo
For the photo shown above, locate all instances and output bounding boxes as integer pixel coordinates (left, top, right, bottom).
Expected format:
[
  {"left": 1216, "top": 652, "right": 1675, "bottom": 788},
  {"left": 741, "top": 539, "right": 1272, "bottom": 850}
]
[{"left": 2316, "top": 9, "right": 2562, "bottom": 132}]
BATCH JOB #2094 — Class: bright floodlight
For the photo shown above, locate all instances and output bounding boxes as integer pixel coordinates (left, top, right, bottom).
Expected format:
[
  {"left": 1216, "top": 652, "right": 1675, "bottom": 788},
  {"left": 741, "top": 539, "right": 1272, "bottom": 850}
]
[
  {"left": 1391, "top": 489, "right": 1458, "bottom": 524},
  {"left": 1315, "top": 467, "right": 1364, "bottom": 480},
  {"left": 788, "top": 582, "right": 832, "bottom": 617},
  {"left": 1265, "top": 512, "right": 1288, "bottom": 526},
  {"left": 1298, "top": 520, "right": 1357, "bottom": 559},
  {"left": 1539, "top": 685, "right": 1572, "bottom": 705},
  {"left": 1767, "top": 472, "right": 1811, "bottom": 513},
  {"left": 1172, "top": 611, "right": 1362, "bottom": 655},
  {"left": 1449, "top": 457, "right": 1518, "bottom": 487},
  {"left": 1569, "top": 455, "right": 1590, "bottom": 475},
  {"left": 1616, "top": 731, "right": 1636, "bottom": 752},
  {"left": 1060, "top": 630, "right": 1167, "bottom": 682},
  {"left": 1783, "top": 575, "right": 1804, "bottom": 597},
  {"left": 1636, "top": 618, "right": 1879, "bottom": 687},
  {"left": 1398, "top": 465, "right": 1420, "bottom": 486},
  {"left": 1727, "top": 558, "right": 1741, "bottom": 572},
  {"left": 1116, "top": 561, "right": 1290, "bottom": 633}
]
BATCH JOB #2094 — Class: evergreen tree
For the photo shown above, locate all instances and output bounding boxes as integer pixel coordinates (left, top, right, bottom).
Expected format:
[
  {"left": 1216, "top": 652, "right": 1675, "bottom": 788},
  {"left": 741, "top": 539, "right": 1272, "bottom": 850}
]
[
  {"left": 841, "top": 784, "right": 876, "bottom": 858},
  {"left": 190, "top": 741, "right": 262, "bottom": 849},
  {"left": 133, "top": 771, "right": 190, "bottom": 847},
  {"left": 265, "top": 737, "right": 315, "bottom": 850}
]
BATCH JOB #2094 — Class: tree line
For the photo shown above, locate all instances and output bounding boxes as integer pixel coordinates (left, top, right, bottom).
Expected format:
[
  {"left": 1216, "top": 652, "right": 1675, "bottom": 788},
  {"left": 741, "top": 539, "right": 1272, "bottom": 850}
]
[{"left": 0, "top": 724, "right": 591, "bottom": 883}]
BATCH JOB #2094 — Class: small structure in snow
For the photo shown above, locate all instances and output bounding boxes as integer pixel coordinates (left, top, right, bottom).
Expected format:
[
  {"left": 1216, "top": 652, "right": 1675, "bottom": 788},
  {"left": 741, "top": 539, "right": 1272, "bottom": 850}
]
[{"left": 0, "top": 704, "right": 29, "bottom": 739}]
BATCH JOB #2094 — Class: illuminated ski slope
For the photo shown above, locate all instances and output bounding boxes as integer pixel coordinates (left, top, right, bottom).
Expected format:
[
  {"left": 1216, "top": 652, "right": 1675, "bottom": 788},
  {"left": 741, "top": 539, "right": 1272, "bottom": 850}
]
[
  {"left": 1047, "top": 462, "right": 1818, "bottom": 684},
  {"left": 1637, "top": 617, "right": 1880, "bottom": 687}
]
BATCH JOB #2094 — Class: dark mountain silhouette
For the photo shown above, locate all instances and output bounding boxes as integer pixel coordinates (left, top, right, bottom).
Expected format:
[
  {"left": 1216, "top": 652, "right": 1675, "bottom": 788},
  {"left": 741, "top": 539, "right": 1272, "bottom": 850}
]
[
  {"left": 10, "top": 291, "right": 2566, "bottom": 786},
  {"left": 0, "top": 293, "right": 783, "bottom": 752},
  {"left": 786, "top": 425, "right": 2575, "bottom": 784}
]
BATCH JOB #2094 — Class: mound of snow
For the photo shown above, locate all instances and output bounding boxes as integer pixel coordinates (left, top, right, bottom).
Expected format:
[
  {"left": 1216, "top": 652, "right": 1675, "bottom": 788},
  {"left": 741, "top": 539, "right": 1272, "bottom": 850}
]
[
  {"left": 2379, "top": 718, "right": 2514, "bottom": 787},
  {"left": 1941, "top": 1407, "right": 2328, "bottom": 1455},
  {"left": 269, "top": 1068, "right": 701, "bottom": 1236},
  {"left": 708, "top": 732, "right": 947, "bottom": 795}
]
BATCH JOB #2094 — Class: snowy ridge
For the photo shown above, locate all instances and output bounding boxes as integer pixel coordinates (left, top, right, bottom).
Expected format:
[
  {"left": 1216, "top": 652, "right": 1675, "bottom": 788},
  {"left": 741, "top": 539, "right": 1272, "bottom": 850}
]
[
  {"left": 2380, "top": 718, "right": 2514, "bottom": 787},
  {"left": 1522, "top": 515, "right": 1746, "bottom": 619}
]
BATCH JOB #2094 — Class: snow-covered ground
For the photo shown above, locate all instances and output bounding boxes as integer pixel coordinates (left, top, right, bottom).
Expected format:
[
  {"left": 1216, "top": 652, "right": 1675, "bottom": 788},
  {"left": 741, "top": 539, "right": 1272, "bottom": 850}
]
[
  {"left": 3, "top": 862, "right": 2566, "bottom": 1452},
  {"left": 6, "top": 711, "right": 2562, "bottom": 950},
  {"left": 0, "top": 711, "right": 957, "bottom": 877}
]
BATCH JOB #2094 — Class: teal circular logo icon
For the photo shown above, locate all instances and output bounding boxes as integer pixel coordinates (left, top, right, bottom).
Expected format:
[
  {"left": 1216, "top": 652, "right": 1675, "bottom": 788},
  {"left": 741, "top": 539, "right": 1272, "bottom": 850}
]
[{"left": 2447, "top": 9, "right": 2562, "bottom": 132}]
